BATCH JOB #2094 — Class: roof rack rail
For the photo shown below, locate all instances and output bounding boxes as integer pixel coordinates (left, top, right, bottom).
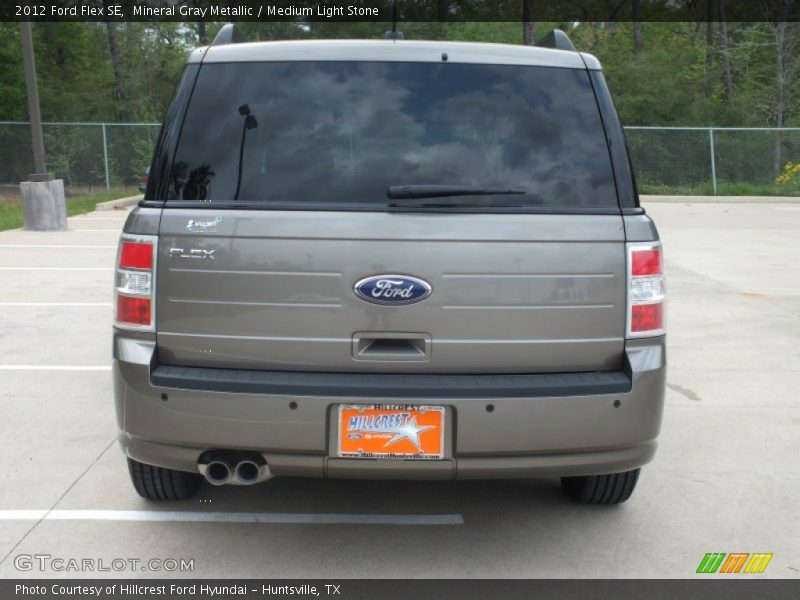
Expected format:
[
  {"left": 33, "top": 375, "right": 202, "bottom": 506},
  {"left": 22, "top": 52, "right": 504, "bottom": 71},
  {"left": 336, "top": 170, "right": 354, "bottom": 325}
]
[
  {"left": 211, "top": 23, "right": 247, "bottom": 47},
  {"left": 537, "top": 29, "right": 576, "bottom": 52}
]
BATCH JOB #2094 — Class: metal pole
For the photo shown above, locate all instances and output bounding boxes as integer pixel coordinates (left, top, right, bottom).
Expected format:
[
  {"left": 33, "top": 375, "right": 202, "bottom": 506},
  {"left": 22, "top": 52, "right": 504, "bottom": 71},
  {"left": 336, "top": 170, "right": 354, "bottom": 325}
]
[
  {"left": 19, "top": 21, "right": 49, "bottom": 180},
  {"left": 102, "top": 123, "right": 111, "bottom": 192},
  {"left": 708, "top": 128, "right": 717, "bottom": 196}
]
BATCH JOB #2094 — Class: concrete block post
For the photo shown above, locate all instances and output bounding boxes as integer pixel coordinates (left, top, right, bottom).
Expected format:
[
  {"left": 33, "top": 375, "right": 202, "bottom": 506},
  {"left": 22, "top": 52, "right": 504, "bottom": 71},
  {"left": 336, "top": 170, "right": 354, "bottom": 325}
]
[
  {"left": 20, "top": 178, "right": 68, "bottom": 231},
  {"left": 20, "top": 22, "right": 67, "bottom": 231}
]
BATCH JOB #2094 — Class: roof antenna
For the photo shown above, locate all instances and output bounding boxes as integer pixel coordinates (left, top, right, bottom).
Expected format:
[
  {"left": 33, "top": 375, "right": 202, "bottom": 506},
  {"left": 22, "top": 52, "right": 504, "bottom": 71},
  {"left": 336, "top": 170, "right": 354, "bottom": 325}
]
[{"left": 384, "top": 0, "right": 404, "bottom": 40}]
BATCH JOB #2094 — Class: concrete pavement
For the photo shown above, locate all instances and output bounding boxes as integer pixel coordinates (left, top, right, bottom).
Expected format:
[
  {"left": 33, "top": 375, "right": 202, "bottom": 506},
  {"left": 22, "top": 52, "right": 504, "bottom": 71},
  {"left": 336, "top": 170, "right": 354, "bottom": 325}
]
[{"left": 0, "top": 202, "right": 797, "bottom": 579}]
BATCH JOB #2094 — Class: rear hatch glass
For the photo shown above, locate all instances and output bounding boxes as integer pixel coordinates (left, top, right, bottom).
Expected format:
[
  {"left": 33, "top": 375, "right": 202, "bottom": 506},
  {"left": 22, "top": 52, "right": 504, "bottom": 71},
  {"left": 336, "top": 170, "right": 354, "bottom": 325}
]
[{"left": 167, "top": 61, "right": 618, "bottom": 210}]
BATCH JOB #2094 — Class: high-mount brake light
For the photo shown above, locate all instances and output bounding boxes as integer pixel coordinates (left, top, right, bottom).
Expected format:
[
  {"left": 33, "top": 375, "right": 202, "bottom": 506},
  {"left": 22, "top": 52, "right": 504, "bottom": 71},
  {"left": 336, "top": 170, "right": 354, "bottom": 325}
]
[
  {"left": 114, "top": 235, "right": 157, "bottom": 331},
  {"left": 627, "top": 243, "right": 666, "bottom": 337}
]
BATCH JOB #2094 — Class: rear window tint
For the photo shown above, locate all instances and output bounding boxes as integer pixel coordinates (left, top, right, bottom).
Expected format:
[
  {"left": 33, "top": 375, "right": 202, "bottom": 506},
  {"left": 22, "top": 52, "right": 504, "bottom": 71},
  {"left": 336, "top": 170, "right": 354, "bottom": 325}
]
[{"left": 168, "top": 61, "right": 618, "bottom": 209}]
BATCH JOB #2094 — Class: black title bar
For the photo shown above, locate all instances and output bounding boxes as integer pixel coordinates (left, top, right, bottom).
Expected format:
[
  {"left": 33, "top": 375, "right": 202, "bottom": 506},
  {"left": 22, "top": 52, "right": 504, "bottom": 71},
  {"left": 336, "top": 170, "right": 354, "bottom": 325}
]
[
  {"left": 4, "top": 579, "right": 800, "bottom": 600},
  {"left": 3, "top": 0, "right": 800, "bottom": 22}
]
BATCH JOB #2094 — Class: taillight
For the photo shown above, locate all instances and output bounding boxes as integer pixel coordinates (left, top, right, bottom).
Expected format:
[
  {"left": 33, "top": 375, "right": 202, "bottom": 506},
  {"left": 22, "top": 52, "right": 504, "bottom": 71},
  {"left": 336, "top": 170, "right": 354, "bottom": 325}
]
[
  {"left": 115, "top": 235, "right": 156, "bottom": 331},
  {"left": 627, "top": 242, "right": 665, "bottom": 337},
  {"left": 119, "top": 241, "right": 153, "bottom": 270},
  {"left": 117, "top": 295, "right": 151, "bottom": 326}
]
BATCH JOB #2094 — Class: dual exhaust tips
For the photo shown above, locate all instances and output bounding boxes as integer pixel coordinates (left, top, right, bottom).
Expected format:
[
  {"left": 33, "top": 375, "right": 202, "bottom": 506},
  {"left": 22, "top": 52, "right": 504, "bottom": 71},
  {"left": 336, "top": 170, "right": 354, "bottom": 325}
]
[{"left": 200, "top": 452, "right": 272, "bottom": 486}]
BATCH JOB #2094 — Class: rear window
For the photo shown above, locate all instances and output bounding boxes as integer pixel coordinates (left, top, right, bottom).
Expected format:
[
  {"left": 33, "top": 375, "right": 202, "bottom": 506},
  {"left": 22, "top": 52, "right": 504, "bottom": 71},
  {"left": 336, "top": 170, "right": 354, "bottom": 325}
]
[{"left": 168, "top": 61, "right": 618, "bottom": 209}]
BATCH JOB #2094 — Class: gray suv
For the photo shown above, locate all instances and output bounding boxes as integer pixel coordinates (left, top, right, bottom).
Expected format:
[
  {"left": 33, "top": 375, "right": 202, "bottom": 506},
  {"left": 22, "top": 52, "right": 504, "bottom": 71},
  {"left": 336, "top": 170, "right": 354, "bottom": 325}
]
[{"left": 113, "top": 26, "right": 666, "bottom": 504}]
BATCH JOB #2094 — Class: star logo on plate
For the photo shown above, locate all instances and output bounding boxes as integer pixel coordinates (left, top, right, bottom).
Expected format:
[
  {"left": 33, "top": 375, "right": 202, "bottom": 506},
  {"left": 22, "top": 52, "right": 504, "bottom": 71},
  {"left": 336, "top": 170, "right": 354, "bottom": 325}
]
[{"left": 382, "top": 416, "right": 435, "bottom": 450}]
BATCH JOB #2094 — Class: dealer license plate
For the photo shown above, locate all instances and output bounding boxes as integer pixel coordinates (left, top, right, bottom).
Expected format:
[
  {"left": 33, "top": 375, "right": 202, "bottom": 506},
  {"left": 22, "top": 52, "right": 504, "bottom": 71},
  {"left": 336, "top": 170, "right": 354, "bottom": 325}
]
[{"left": 337, "top": 404, "right": 445, "bottom": 460}]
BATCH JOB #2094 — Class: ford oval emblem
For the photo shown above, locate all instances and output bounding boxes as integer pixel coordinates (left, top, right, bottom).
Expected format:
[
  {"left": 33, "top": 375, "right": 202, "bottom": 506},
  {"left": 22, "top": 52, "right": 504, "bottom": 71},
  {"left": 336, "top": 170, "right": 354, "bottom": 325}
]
[{"left": 353, "top": 274, "right": 432, "bottom": 306}]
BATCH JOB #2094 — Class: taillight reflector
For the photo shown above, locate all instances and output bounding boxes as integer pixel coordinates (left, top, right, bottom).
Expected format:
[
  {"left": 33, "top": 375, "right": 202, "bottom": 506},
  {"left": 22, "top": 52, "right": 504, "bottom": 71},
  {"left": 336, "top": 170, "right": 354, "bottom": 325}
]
[
  {"left": 631, "top": 303, "right": 664, "bottom": 333},
  {"left": 119, "top": 241, "right": 153, "bottom": 270},
  {"left": 117, "top": 295, "right": 151, "bottom": 326}
]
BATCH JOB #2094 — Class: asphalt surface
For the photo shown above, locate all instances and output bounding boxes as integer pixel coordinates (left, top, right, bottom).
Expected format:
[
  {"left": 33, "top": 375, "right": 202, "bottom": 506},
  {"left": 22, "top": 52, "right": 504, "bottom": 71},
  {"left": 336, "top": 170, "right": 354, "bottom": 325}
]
[{"left": 0, "top": 201, "right": 798, "bottom": 579}]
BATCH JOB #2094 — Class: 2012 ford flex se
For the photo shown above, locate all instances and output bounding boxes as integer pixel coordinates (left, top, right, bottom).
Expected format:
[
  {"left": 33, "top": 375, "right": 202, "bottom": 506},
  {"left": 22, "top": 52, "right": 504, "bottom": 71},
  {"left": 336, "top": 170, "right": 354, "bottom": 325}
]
[{"left": 113, "top": 27, "right": 666, "bottom": 505}]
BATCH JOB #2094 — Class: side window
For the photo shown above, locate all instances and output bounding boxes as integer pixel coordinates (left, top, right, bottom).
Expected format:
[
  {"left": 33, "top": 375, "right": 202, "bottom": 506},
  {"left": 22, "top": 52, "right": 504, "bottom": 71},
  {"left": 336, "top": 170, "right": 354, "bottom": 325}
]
[{"left": 146, "top": 65, "right": 199, "bottom": 201}]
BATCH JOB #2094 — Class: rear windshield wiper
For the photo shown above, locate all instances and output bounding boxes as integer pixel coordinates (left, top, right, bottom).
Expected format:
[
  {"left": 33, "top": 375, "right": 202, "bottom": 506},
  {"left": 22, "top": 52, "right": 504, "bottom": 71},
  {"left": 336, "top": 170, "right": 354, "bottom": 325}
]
[{"left": 387, "top": 184, "right": 527, "bottom": 201}]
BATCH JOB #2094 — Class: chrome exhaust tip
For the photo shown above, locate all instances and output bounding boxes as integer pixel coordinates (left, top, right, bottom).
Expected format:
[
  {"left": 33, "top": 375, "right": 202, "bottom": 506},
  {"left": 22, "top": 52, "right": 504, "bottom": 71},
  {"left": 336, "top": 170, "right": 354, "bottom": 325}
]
[
  {"left": 233, "top": 460, "right": 262, "bottom": 485},
  {"left": 198, "top": 451, "right": 273, "bottom": 486},
  {"left": 204, "top": 460, "right": 232, "bottom": 486}
]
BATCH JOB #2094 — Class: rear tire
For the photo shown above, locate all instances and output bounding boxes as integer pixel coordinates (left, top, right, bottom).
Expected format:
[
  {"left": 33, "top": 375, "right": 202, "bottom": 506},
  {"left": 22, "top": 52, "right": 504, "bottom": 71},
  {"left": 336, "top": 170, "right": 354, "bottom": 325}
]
[
  {"left": 127, "top": 458, "right": 203, "bottom": 501},
  {"left": 560, "top": 469, "right": 640, "bottom": 504}
]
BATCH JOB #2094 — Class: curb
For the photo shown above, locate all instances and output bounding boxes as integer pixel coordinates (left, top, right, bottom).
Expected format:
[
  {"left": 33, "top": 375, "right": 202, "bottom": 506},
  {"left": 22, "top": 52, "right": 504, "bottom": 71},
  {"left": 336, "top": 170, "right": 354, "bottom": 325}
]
[
  {"left": 95, "top": 194, "right": 142, "bottom": 211},
  {"left": 641, "top": 194, "right": 800, "bottom": 204}
]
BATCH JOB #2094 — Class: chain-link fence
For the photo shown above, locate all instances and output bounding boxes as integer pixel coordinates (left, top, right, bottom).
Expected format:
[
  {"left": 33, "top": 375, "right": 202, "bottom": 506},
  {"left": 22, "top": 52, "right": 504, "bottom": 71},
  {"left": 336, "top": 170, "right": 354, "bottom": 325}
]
[
  {"left": 1, "top": 122, "right": 799, "bottom": 196},
  {"left": 626, "top": 126, "right": 800, "bottom": 195},
  {"left": 0, "top": 121, "right": 161, "bottom": 194}
]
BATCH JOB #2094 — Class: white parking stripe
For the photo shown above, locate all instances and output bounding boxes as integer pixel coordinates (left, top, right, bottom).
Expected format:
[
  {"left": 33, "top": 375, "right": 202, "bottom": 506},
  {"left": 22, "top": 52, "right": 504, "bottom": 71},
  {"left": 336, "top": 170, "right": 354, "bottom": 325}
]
[
  {"left": 0, "top": 510, "right": 463, "bottom": 525},
  {"left": 0, "top": 267, "right": 113, "bottom": 271},
  {"left": 0, "top": 302, "right": 111, "bottom": 307},
  {"left": 0, "top": 366, "right": 111, "bottom": 371},
  {"left": 73, "top": 229, "right": 123, "bottom": 232},
  {"left": 0, "top": 245, "right": 116, "bottom": 249}
]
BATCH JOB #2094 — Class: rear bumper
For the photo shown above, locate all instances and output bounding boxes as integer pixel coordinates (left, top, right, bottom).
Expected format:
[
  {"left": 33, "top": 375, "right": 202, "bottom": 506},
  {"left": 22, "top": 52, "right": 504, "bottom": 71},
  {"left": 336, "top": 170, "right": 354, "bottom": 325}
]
[{"left": 113, "top": 335, "right": 665, "bottom": 479}]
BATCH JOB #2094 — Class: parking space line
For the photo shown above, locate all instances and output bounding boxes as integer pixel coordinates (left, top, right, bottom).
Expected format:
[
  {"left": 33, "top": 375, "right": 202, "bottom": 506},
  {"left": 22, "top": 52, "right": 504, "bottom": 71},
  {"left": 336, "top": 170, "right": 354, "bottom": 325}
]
[
  {"left": 0, "top": 439, "right": 118, "bottom": 569},
  {"left": 0, "top": 267, "right": 113, "bottom": 271},
  {"left": 73, "top": 229, "right": 123, "bottom": 232},
  {"left": 0, "top": 510, "right": 463, "bottom": 525},
  {"left": 0, "top": 366, "right": 111, "bottom": 371},
  {"left": 0, "top": 302, "right": 112, "bottom": 307},
  {"left": 0, "top": 245, "right": 116, "bottom": 249}
]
